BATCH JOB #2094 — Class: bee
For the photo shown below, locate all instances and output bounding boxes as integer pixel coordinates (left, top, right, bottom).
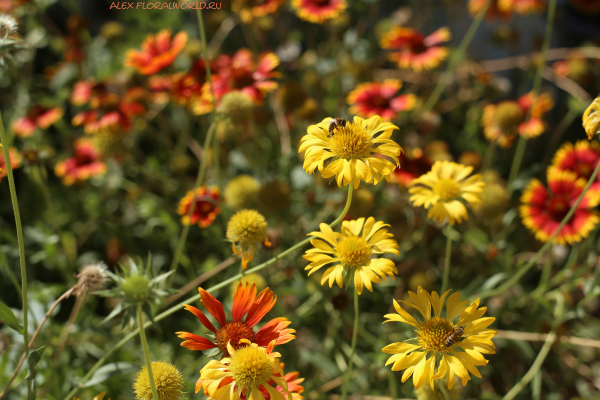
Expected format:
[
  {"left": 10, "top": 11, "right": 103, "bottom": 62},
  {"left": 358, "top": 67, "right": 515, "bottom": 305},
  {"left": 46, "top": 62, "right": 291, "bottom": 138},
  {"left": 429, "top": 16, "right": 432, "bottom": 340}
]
[
  {"left": 445, "top": 326, "right": 465, "bottom": 347},
  {"left": 328, "top": 117, "right": 347, "bottom": 136}
]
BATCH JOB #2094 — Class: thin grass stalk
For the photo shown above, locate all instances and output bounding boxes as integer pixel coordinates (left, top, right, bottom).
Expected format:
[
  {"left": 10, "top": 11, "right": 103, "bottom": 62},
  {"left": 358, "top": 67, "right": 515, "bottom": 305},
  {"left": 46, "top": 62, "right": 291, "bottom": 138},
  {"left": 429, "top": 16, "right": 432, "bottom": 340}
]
[
  {"left": 441, "top": 225, "right": 453, "bottom": 293},
  {"left": 137, "top": 305, "right": 159, "bottom": 400},
  {"left": 340, "top": 288, "right": 359, "bottom": 400},
  {"left": 437, "top": 380, "right": 452, "bottom": 400}
]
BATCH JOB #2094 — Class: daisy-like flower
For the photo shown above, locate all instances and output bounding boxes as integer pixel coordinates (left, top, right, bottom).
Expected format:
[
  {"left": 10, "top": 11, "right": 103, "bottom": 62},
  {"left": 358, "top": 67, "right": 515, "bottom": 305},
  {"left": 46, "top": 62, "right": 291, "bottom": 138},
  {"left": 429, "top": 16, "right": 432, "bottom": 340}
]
[
  {"left": 468, "top": 0, "right": 511, "bottom": 20},
  {"left": 346, "top": 80, "right": 416, "bottom": 121},
  {"left": 380, "top": 27, "right": 451, "bottom": 72},
  {"left": 409, "top": 161, "right": 485, "bottom": 225},
  {"left": 11, "top": 105, "right": 63, "bottom": 138},
  {"left": 303, "top": 217, "right": 400, "bottom": 295},
  {"left": 54, "top": 138, "right": 107, "bottom": 185},
  {"left": 212, "top": 49, "right": 280, "bottom": 105},
  {"left": 517, "top": 92, "right": 554, "bottom": 139},
  {"left": 227, "top": 209, "right": 272, "bottom": 269},
  {"left": 391, "top": 147, "right": 432, "bottom": 188},
  {"left": 299, "top": 115, "right": 402, "bottom": 189},
  {"left": 498, "top": 0, "right": 545, "bottom": 14},
  {"left": 232, "top": 0, "right": 285, "bottom": 23},
  {"left": 291, "top": 0, "right": 347, "bottom": 24},
  {"left": 197, "top": 339, "right": 290, "bottom": 399},
  {"left": 0, "top": 146, "right": 22, "bottom": 181},
  {"left": 133, "top": 361, "right": 184, "bottom": 400},
  {"left": 552, "top": 140, "right": 600, "bottom": 193},
  {"left": 176, "top": 282, "right": 295, "bottom": 358},
  {"left": 278, "top": 365, "right": 305, "bottom": 400},
  {"left": 520, "top": 167, "right": 600, "bottom": 245},
  {"left": 382, "top": 286, "right": 497, "bottom": 390},
  {"left": 124, "top": 30, "right": 188, "bottom": 75},
  {"left": 177, "top": 186, "right": 221, "bottom": 228},
  {"left": 583, "top": 96, "right": 600, "bottom": 140}
]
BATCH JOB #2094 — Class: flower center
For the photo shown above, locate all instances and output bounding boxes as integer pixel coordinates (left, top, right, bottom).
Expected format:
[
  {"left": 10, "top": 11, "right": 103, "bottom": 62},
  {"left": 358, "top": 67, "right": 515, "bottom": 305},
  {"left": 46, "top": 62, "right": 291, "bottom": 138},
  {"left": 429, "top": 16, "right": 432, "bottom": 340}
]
[
  {"left": 417, "top": 316, "right": 455, "bottom": 353},
  {"left": 335, "top": 235, "right": 371, "bottom": 266},
  {"left": 371, "top": 96, "right": 389, "bottom": 108},
  {"left": 576, "top": 162, "right": 593, "bottom": 179},
  {"left": 434, "top": 178, "right": 460, "bottom": 201},
  {"left": 493, "top": 102, "right": 524, "bottom": 132},
  {"left": 215, "top": 321, "right": 257, "bottom": 353},
  {"left": 232, "top": 70, "right": 256, "bottom": 90},
  {"left": 328, "top": 123, "right": 373, "bottom": 159},
  {"left": 228, "top": 345, "right": 274, "bottom": 389},
  {"left": 547, "top": 197, "right": 570, "bottom": 221}
]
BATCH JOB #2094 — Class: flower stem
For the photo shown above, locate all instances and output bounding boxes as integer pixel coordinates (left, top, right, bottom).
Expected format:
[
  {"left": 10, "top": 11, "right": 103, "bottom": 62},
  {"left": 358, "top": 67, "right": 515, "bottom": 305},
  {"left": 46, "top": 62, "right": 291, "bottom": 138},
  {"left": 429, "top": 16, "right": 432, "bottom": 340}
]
[
  {"left": 437, "top": 380, "right": 451, "bottom": 400},
  {"left": 63, "top": 184, "right": 354, "bottom": 400},
  {"left": 482, "top": 139, "right": 497, "bottom": 171},
  {"left": 340, "top": 288, "right": 359, "bottom": 400},
  {"left": 478, "top": 158, "right": 600, "bottom": 300},
  {"left": 507, "top": 135, "right": 527, "bottom": 192},
  {"left": 419, "top": 0, "right": 492, "bottom": 118},
  {"left": 441, "top": 225, "right": 453, "bottom": 293},
  {"left": 0, "top": 111, "right": 29, "bottom": 397},
  {"left": 137, "top": 305, "right": 159, "bottom": 400}
]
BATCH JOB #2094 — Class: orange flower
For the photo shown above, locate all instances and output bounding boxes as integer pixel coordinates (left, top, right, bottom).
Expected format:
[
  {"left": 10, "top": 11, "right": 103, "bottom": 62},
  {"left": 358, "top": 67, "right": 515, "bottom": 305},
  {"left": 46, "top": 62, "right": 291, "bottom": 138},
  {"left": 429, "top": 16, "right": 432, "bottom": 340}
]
[
  {"left": 177, "top": 186, "right": 221, "bottom": 228},
  {"left": 233, "top": 0, "right": 284, "bottom": 23},
  {"left": 11, "top": 105, "right": 63, "bottom": 138},
  {"left": 517, "top": 92, "right": 554, "bottom": 139},
  {"left": 292, "top": 0, "right": 347, "bottom": 24},
  {"left": 0, "top": 147, "right": 22, "bottom": 181},
  {"left": 468, "top": 0, "right": 511, "bottom": 19},
  {"left": 498, "top": 0, "right": 545, "bottom": 14},
  {"left": 347, "top": 80, "right": 416, "bottom": 121},
  {"left": 176, "top": 282, "right": 295, "bottom": 356},
  {"left": 380, "top": 27, "right": 451, "bottom": 71},
  {"left": 54, "top": 138, "right": 107, "bottom": 185},
  {"left": 124, "top": 30, "right": 188, "bottom": 75}
]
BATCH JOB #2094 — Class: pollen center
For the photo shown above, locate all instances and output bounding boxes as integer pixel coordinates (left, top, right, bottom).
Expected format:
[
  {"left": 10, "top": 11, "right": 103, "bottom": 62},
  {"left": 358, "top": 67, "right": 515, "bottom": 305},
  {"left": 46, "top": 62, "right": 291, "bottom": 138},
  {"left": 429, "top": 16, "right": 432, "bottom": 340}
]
[
  {"left": 434, "top": 178, "right": 460, "bottom": 201},
  {"left": 547, "top": 197, "right": 570, "bottom": 221},
  {"left": 335, "top": 235, "right": 372, "bottom": 266},
  {"left": 417, "top": 316, "right": 454, "bottom": 352},
  {"left": 493, "top": 102, "right": 524, "bottom": 132},
  {"left": 328, "top": 123, "right": 373, "bottom": 159},
  {"left": 228, "top": 345, "right": 273, "bottom": 389},
  {"left": 215, "top": 321, "right": 257, "bottom": 353}
]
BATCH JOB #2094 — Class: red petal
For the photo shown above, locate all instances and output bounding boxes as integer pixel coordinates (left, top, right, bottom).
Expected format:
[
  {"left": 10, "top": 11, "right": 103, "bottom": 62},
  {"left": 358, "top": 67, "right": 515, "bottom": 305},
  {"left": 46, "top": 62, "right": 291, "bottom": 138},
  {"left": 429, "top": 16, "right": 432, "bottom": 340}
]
[
  {"left": 183, "top": 304, "right": 217, "bottom": 333},
  {"left": 245, "top": 288, "right": 276, "bottom": 327},
  {"left": 199, "top": 287, "right": 227, "bottom": 325},
  {"left": 232, "top": 282, "right": 257, "bottom": 322},
  {"left": 176, "top": 331, "right": 216, "bottom": 351}
]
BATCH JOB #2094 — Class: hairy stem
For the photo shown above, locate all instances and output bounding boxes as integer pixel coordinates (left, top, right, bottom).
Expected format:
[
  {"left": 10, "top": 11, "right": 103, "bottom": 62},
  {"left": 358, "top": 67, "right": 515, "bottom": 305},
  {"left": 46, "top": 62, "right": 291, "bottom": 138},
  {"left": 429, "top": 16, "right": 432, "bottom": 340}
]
[{"left": 138, "top": 305, "right": 159, "bottom": 400}]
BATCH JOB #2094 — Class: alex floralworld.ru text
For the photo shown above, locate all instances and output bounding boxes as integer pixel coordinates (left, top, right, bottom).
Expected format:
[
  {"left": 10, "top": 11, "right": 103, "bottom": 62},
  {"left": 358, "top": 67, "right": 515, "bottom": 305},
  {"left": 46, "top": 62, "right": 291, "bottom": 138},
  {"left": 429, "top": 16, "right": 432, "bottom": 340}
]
[{"left": 109, "top": 2, "right": 221, "bottom": 9}]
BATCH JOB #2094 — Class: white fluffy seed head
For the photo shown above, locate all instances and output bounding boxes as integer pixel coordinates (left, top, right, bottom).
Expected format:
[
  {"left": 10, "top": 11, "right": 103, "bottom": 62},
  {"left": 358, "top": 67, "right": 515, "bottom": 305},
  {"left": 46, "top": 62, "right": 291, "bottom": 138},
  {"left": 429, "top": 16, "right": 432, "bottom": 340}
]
[
  {"left": 0, "top": 14, "right": 18, "bottom": 38},
  {"left": 74, "top": 262, "right": 109, "bottom": 296}
]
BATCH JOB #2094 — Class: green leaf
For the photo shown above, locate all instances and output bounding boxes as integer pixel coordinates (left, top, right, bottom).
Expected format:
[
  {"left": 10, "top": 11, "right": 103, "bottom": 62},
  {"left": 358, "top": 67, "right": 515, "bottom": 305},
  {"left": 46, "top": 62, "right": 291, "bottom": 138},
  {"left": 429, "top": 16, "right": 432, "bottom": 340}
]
[
  {"left": 25, "top": 345, "right": 46, "bottom": 380},
  {"left": 81, "top": 362, "right": 138, "bottom": 387},
  {"left": 0, "top": 300, "right": 23, "bottom": 334}
]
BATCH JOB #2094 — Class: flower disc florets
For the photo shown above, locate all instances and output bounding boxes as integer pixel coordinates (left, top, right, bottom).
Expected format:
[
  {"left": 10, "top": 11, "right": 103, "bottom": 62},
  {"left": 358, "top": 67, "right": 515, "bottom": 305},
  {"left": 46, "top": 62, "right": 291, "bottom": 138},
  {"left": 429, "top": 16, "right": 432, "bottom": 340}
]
[
  {"left": 417, "top": 316, "right": 455, "bottom": 352},
  {"left": 228, "top": 343, "right": 275, "bottom": 388},
  {"left": 121, "top": 275, "right": 151, "bottom": 303},
  {"left": 215, "top": 321, "right": 257, "bottom": 353},
  {"left": 134, "top": 361, "right": 184, "bottom": 400}
]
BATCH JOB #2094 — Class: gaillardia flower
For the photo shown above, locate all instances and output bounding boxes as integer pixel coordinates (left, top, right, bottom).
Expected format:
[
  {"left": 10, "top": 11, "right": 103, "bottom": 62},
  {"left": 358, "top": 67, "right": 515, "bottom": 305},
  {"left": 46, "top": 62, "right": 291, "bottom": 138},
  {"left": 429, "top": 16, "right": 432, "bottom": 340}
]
[
  {"left": 347, "top": 80, "right": 416, "bottom": 121},
  {"left": 380, "top": 27, "right": 451, "bottom": 71},
  {"left": 125, "top": 30, "right": 188, "bottom": 75},
  {"left": 0, "top": 146, "right": 22, "bottom": 181},
  {"left": 197, "top": 339, "right": 290, "bottom": 399},
  {"left": 551, "top": 140, "right": 600, "bottom": 193},
  {"left": 54, "top": 138, "right": 107, "bottom": 185},
  {"left": 177, "top": 186, "right": 221, "bottom": 228},
  {"left": 382, "top": 286, "right": 497, "bottom": 390},
  {"left": 303, "top": 217, "right": 399, "bottom": 294},
  {"left": 516, "top": 92, "right": 554, "bottom": 139},
  {"left": 133, "top": 361, "right": 184, "bottom": 400},
  {"left": 498, "top": 0, "right": 545, "bottom": 14},
  {"left": 520, "top": 167, "right": 600, "bottom": 245},
  {"left": 292, "top": 0, "right": 347, "bottom": 24},
  {"left": 583, "top": 96, "right": 600, "bottom": 140},
  {"left": 226, "top": 209, "right": 271, "bottom": 269},
  {"left": 391, "top": 147, "right": 432, "bottom": 188},
  {"left": 232, "top": 0, "right": 284, "bottom": 23},
  {"left": 11, "top": 105, "right": 63, "bottom": 137},
  {"left": 468, "top": 0, "right": 511, "bottom": 20},
  {"left": 299, "top": 115, "right": 402, "bottom": 189},
  {"left": 409, "top": 161, "right": 484, "bottom": 225},
  {"left": 176, "top": 282, "right": 295, "bottom": 356}
]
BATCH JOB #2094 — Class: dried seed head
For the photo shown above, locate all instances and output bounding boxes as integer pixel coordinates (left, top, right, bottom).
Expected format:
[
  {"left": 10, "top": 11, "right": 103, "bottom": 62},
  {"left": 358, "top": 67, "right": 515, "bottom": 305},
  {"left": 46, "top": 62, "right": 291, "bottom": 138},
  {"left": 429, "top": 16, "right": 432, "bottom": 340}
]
[{"left": 74, "top": 262, "right": 109, "bottom": 296}]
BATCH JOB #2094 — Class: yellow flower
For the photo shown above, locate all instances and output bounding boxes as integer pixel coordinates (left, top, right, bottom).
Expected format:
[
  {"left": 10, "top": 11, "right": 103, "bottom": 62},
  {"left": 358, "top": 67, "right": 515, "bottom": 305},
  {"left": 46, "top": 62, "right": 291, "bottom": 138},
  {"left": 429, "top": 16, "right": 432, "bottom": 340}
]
[
  {"left": 583, "top": 96, "right": 600, "bottom": 140},
  {"left": 197, "top": 339, "right": 290, "bottom": 400},
  {"left": 382, "top": 286, "right": 497, "bottom": 390},
  {"left": 226, "top": 209, "right": 271, "bottom": 269},
  {"left": 303, "top": 217, "right": 399, "bottom": 294},
  {"left": 409, "top": 161, "right": 484, "bottom": 225},
  {"left": 298, "top": 115, "right": 403, "bottom": 189},
  {"left": 133, "top": 361, "right": 184, "bottom": 400}
]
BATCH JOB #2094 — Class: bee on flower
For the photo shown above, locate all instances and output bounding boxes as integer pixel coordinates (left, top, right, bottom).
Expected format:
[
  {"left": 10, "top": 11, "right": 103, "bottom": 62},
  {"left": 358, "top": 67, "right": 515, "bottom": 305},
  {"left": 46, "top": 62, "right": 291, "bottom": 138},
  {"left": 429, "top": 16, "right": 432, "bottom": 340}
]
[
  {"left": 382, "top": 286, "right": 497, "bottom": 390},
  {"left": 380, "top": 27, "right": 451, "bottom": 72},
  {"left": 11, "top": 105, "right": 63, "bottom": 138},
  {"left": 124, "top": 29, "right": 188, "bottom": 75},
  {"left": 177, "top": 186, "right": 220, "bottom": 228},
  {"left": 346, "top": 80, "right": 416, "bottom": 121},
  {"left": 291, "top": 0, "right": 347, "bottom": 24}
]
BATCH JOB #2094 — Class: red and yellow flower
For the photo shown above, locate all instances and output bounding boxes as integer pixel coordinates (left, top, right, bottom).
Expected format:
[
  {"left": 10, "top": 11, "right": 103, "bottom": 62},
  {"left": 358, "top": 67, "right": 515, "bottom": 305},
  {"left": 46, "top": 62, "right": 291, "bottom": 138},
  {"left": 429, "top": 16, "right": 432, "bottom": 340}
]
[
  {"left": 498, "top": 0, "right": 546, "bottom": 14},
  {"left": 11, "top": 105, "right": 63, "bottom": 138},
  {"left": 517, "top": 92, "right": 554, "bottom": 139},
  {"left": 380, "top": 27, "right": 451, "bottom": 71},
  {"left": 391, "top": 147, "right": 432, "bottom": 188},
  {"left": 551, "top": 140, "right": 600, "bottom": 193},
  {"left": 347, "top": 80, "right": 416, "bottom": 121},
  {"left": 0, "top": 146, "right": 22, "bottom": 181},
  {"left": 124, "top": 30, "right": 188, "bottom": 75},
  {"left": 292, "top": 0, "right": 347, "bottom": 24},
  {"left": 54, "top": 138, "right": 107, "bottom": 185},
  {"left": 233, "top": 0, "right": 285, "bottom": 23},
  {"left": 520, "top": 167, "right": 600, "bottom": 245},
  {"left": 176, "top": 281, "right": 295, "bottom": 355},
  {"left": 177, "top": 186, "right": 221, "bottom": 228},
  {"left": 468, "top": 0, "right": 511, "bottom": 19}
]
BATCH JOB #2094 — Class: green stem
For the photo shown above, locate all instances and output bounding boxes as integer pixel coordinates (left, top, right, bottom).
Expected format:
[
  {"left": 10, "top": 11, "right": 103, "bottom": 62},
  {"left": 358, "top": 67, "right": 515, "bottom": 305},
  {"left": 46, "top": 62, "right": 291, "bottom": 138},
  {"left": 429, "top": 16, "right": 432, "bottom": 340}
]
[
  {"left": 482, "top": 139, "right": 497, "bottom": 172},
  {"left": 0, "top": 111, "right": 29, "bottom": 397},
  {"left": 137, "top": 305, "right": 159, "bottom": 400},
  {"left": 536, "top": 248, "right": 553, "bottom": 294},
  {"left": 340, "top": 288, "right": 359, "bottom": 400},
  {"left": 507, "top": 135, "right": 527, "bottom": 192},
  {"left": 419, "top": 0, "right": 492, "bottom": 118},
  {"left": 478, "top": 159, "right": 600, "bottom": 300},
  {"left": 441, "top": 225, "right": 453, "bottom": 293},
  {"left": 63, "top": 185, "right": 354, "bottom": 400},
  {"left": 437, "top": 380, "right": 452, "bottom": 400}
]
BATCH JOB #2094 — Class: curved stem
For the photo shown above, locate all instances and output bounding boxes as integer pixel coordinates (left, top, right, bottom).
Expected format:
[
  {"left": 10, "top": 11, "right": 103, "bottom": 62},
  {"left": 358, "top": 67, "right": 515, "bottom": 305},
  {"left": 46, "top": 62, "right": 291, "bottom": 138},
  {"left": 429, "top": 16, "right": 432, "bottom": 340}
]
[
  {"left": 0, "top": 111, "right": 29, "bottom": 398},
  {"left": 437, "top": 380, "right": 451, "bottom": 400},
  {"left": 478, "top": 159, "right": 600, "bottom": 300},
  {"left": 340, "top": 288, "right": 359, "bottom": 400},
  {"left": 137, "top": 305, "right": 159, "bottom": 400},
  {"left": 441, "top": 225, "right": 453, "bottom": 293},
  {"left": 63, "top": 184, "right": 354, "bottom": 400}
]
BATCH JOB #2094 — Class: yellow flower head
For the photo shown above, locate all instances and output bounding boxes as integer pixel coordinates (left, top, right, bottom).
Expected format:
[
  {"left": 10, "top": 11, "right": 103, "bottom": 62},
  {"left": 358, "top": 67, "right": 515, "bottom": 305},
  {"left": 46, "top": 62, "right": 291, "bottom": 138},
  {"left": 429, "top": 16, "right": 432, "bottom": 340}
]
[
  {"left": 197, "top": 339, "right": 290, "bottom": 400},
  {"left": 134, "top": 361, "right": 184, "bottom": 400},
  {"left": 409, "top": 161, "right": 485, "bottom": 225},
  {"left": 382, "top": 286, "right": 497, "bottom": 390},
  {"left": 303, "top": 217, "right": 400, "bottom": 294},
  {"left": 227, "top": 209, "right": 271, "bottom": 270},
  {"left": 299, "top": 115, "right": 403, "bottom": 189},
  {"left": 225, "top": 175, "right": 260, "bottom": 210},
  {"left": 583, "top": 96, "right": 600, "bottom": 140}
]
